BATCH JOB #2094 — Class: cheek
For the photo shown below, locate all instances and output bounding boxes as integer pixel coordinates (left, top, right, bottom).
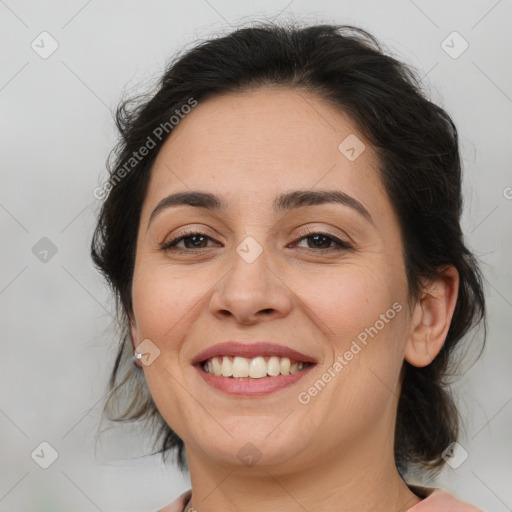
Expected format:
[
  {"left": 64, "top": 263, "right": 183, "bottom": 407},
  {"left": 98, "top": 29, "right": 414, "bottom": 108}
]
[
  {"left": 130, "top": 261, "right": 205, "bottom": 348},
  {"left": 298, "top": 262, "right": 407, "bottom": 403},
  {"left": 130, "top": 263, "right": 205, "bottom": 434},
  {"left": 298, "top": 261, "right": 401, "bottom": 343}
]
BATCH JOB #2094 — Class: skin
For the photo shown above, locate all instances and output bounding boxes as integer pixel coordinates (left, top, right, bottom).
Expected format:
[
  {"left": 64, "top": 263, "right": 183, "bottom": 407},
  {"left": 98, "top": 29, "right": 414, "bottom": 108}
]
[{"left": 129, "top": 87, "right": 459, "bottom": 512}]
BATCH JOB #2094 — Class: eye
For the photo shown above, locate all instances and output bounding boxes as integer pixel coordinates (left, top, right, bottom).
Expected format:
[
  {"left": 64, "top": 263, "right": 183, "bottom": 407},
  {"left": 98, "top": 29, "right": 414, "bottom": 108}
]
[
  {"left": 291, "top": 231, "right": 353, "bottom": 252},
  {"left": 160, "top": 230, "right": 220, "bottom": 252},
  {"left": 160, "top": 229, "right": 353, "bottom": 253}
]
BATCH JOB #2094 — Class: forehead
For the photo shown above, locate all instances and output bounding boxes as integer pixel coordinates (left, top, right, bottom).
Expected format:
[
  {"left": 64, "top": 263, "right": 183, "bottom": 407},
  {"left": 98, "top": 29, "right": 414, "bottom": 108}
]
[{"left": 144, "top": 87, "right": 386, "bottom": 219}]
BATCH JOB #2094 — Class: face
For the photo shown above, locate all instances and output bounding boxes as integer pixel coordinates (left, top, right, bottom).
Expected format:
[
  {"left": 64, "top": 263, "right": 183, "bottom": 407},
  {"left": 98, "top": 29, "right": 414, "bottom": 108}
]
[{"left": 130, "top": 87, "right": 413, "bottom": 473}]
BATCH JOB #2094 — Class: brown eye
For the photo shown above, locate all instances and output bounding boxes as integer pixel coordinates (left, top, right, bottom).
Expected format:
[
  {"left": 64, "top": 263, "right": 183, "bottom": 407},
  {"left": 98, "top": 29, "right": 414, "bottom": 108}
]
[
  {"left": 304, "top": 234, "right": 332, "bottom": 249},
  {"left": 180, "top": 234, "right": 209, "bottom": 249},
  {"left": 161, "top": 231, "right": 218, "bottom": 252},
  {"left": 293, "top": 232, "right": 353, "bottom": 252}
]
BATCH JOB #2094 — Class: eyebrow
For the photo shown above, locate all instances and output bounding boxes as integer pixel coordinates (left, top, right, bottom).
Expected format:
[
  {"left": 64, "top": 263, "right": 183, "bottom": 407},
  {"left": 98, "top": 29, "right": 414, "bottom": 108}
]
[{"left": 148, "top": 189, "right": 374, "bottom": 228}]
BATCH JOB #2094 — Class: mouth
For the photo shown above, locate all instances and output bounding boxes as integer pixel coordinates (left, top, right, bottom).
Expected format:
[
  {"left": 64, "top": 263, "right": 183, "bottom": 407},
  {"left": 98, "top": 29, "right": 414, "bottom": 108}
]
[
  {"left": 192, "top": 341, "right": 317, "bottom": 396},
  {"left": 201, "top": 355, "right": 313, "bottom": 378}
]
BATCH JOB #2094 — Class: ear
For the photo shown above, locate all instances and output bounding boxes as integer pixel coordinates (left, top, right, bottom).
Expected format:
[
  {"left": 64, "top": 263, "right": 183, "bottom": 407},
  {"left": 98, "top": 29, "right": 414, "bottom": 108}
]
[
  {"left": 129, "top": 312, "right": 142, "bottom": 368},
  {"left": 405, "top": 265, "right": 459, "bottom": 367}
]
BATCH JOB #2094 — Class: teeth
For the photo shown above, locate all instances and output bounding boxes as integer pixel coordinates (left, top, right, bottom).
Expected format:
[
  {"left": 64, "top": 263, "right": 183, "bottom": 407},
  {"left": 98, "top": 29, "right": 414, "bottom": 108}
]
[
  {"left": 267, "top": 356, "right": 281, "bottom": 376},
  {"left": 280, "top": 357, "right": 291, "bottom": 375},
  {"left": 220, "top": 356, "right": 233, "bottom": 377},
  {"left": 212, "top": 357, "right": 222, "bottom": 377},
  {"left": 202, "top": 356, "right": 309, "bottom": 378},
  {"left": 249, "top": 356, "right": 267, "bottom": 378},
  {"left": 290, "top": 362, "right": 299, "bottom": 374},
  {"left": 232, "top": 356, "right": 249, "bottom": 378}
]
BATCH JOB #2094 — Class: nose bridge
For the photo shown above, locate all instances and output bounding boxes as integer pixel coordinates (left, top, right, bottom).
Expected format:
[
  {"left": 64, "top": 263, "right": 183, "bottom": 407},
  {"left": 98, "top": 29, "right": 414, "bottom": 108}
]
[{"left": 209, "top": 234, "right": 292, "bottom": 323}]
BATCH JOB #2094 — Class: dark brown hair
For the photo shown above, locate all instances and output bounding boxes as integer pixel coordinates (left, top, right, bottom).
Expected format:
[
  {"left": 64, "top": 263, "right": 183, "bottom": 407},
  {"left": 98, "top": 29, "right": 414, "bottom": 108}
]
[{"left": 91, "top": 21, "right": 486, "bottom": 478}]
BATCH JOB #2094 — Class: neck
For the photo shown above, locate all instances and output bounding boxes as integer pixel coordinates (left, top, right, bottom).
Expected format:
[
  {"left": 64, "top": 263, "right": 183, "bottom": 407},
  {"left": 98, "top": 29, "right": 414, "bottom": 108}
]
[{"left": 183, "top": 434, "right": 422, "bottom": 512}]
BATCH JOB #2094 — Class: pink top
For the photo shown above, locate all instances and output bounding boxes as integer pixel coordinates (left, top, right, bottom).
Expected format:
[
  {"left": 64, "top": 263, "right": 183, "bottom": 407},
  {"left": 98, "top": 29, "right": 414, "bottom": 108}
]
[{"left": 157, "top": 485, "right": 484, "bottom": 511}]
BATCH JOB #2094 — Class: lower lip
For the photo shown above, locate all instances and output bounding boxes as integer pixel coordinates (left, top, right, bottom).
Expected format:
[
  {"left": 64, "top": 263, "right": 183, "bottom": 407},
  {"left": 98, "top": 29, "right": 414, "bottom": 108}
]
[{"left": 195, "top": 364, "right": 315, "bottom": 396}]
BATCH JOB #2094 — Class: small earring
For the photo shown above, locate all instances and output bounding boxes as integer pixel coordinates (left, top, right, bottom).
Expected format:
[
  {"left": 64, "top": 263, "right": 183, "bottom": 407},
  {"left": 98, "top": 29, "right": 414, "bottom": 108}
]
[{"left": 133, "top": 348, "right": 142, "bottom": 367}]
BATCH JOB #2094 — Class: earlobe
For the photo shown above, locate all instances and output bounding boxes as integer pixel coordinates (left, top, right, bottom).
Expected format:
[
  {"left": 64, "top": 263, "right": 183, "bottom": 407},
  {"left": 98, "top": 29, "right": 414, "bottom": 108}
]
[
  {"left": 129, "top": 313, "right": 143, "bottom": 368},
  {"left": 405, "top": 265, "right": 459, "bottom": 368}
]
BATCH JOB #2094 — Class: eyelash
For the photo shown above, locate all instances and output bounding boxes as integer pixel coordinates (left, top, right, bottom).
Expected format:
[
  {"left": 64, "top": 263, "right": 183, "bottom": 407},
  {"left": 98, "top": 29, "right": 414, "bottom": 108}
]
[{"left": 160, "top": 228, "right": 354, "bottom": 254}]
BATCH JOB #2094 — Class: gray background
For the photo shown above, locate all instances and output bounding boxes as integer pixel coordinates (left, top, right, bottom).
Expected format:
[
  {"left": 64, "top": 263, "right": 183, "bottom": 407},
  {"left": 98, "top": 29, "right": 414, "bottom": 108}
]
[{"left": 1, "top": 0, "right": 511, "bottom": 511}]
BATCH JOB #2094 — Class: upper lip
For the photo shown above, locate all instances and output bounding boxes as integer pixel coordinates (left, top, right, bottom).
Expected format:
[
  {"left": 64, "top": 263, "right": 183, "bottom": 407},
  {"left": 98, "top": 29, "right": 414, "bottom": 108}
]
[{"left": 191, "top": 341, "right": 318, "bottom": 365}]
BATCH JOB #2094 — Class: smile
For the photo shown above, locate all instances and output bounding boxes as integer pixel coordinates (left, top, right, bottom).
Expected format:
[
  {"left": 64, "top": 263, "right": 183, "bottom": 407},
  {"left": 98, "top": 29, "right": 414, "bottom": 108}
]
[
  {"left": 202, "top": 355, "right": 313, "bottom": 379},
  {"left": 192, "top": 341, "right": 317, "bottom": 396}
]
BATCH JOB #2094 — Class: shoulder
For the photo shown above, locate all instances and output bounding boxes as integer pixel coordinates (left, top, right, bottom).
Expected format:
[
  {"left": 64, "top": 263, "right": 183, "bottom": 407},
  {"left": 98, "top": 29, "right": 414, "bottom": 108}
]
[
  {"left": 156, "top": 489, "right": 192, "bottom": 512},
  {"left": 408, "top": 485, "right": 484, "bottom": 512}
]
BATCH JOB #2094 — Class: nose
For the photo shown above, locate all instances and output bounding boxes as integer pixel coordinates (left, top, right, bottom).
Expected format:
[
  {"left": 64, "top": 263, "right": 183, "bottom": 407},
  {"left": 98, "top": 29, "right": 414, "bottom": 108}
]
[{"left": 208, "top": 244, "right": 293, "bottom": 325}]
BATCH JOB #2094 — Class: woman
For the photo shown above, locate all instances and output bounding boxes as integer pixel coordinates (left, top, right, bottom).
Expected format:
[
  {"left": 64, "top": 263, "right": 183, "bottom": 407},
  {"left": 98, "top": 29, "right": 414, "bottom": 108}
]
[{"left": 91, "top": 22, "right": 486, "bottom": 512}]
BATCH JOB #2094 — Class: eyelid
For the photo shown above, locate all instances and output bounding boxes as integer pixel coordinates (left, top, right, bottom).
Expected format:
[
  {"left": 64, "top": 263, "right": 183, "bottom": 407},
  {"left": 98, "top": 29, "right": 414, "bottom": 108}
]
[
  {"left": 161, "top": 226, "right": 354, "bottom": 253},
  {"left": 290, "top": 226, "right": 354, "bottom": 250},
  {"left": 292, "top": 224, "right": 354, "bottom": 245},
  {"left": 161, "top": 228, "right": 220, "bottom": 250},
  {"left": 160, "top": 223, "right": 221, "bottom": 244}
]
